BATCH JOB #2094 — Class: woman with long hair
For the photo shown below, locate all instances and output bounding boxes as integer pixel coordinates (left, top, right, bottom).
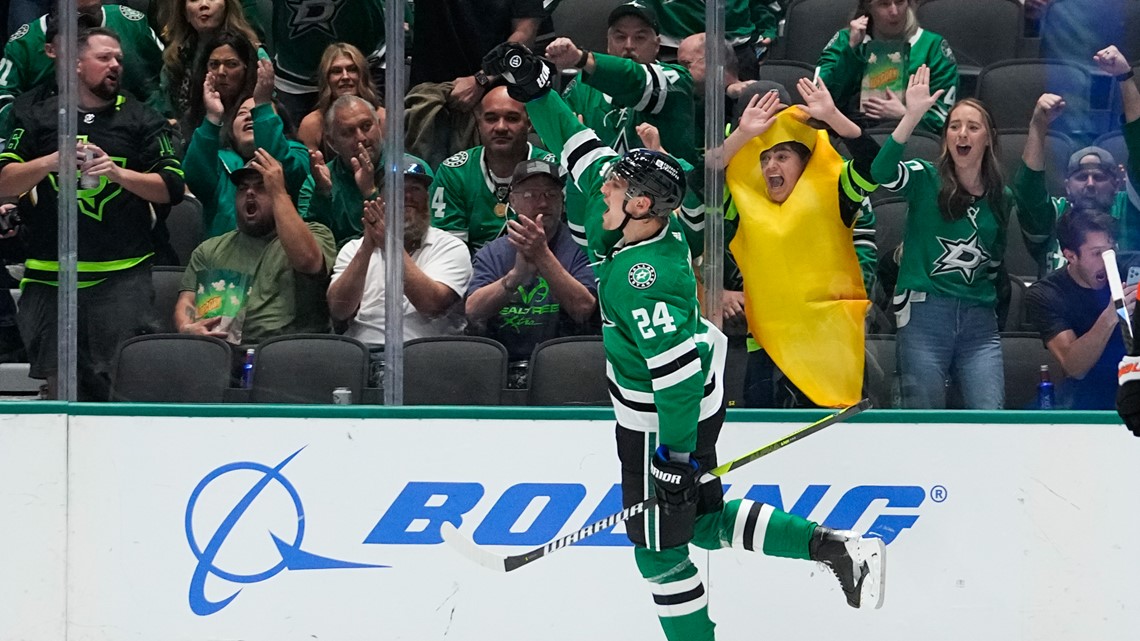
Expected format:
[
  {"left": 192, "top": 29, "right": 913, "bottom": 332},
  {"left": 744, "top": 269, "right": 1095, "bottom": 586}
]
[
  {"left": 182, "top": 30, "right": 260, "bottom": 138},
  {"left": 296, "top": 43, "right": 386, "bottom": 154},
  {"left": 871, "top": 66, "right": 1050, "bottom": 409},
  {"left": 160, "top": 0, "right": 260, "bottom": 122},
  {"left": 817, "top": 0, "right": 959, "bottom": 133}
]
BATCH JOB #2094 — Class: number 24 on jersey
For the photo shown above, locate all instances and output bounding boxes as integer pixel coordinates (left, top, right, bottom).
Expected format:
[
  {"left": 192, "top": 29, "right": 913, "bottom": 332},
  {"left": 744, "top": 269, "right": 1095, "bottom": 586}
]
[{"left": 632, "top": 302, "right": 676, "bottom": 339}]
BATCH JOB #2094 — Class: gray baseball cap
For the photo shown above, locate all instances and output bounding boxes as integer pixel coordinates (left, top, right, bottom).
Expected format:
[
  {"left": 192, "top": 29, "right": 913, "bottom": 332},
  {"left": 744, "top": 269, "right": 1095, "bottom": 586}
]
[
  {"left": 511, "top": 159, "right": 566, "bottom": 187},
  {"left": 1067, "top": 146, "right": 1118, "bottom": 175}
]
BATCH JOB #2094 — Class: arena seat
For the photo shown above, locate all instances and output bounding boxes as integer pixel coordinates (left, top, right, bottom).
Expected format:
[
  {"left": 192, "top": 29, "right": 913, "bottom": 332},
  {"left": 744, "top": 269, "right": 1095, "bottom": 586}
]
[
  {"left": 527, "top": 336, "right": 608, "bottom": 406},
  {"left": 868, "top": 196, "right": 907, "bottom": 265},
  {"left": 756, "top": 60, "right": 816, "bottom": 105},
  {"left": 915, "top": 0, "right": 1024, "bottom": 95},
  {"left": 771, "top": 0, "right": 859, "bottom": 64},
  {"left": 1000, "top": 331, "right": 1064, "bottom": 410},
  {"left": 1094, "top": 130, "right": 1129, "bottom": 174},
  {"left": 864, "top": 334, "right": 897, "bottom": 409},
  {"left": 403, "top": 336, "right": 507, "bottom": 405},
  {"left": 110, "top": 334, "right": 232, "bottom": 403},
  {"left": 995, "top": 128, "right": 1075, "bottom": 199},
  {"left": 551, "top": 0, "right": 624, "bottom": 57},
  {"left": 151, "top": 266, "right": 184, "bottom": 334},
  {"left": 250, "top": 334, "right": 369, "bottom": 404},
  {"left": 166, "top": 195, "right": 203, "bottom": 266},
  {"left": 977, "top": 59, "right": 1091, "bottom": 132}
]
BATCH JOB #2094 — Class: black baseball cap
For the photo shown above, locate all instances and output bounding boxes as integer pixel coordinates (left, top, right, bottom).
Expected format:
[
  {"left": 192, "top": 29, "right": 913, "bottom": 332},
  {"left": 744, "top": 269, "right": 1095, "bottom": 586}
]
[
  {"left": 608, "top": 1, "right": 660, "bottom": 33},
  {"left": 227, "top": 160, "right": 261, "bottom": 186},
  {"left": 511, "top": 159, "right": 566, "bottom": 187}
]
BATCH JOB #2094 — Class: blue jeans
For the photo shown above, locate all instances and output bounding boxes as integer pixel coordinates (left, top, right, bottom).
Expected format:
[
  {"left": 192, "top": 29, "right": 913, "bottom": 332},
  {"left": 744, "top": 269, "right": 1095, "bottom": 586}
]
[{"left": 896, "top": 292, "right": 1004, "bottom": 409}]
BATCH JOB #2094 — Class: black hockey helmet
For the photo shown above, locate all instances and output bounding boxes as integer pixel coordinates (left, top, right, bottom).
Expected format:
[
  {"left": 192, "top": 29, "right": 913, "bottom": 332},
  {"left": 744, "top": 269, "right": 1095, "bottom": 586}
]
[{"left": 611, "top": 148, "right": 686, "bottom": 218}]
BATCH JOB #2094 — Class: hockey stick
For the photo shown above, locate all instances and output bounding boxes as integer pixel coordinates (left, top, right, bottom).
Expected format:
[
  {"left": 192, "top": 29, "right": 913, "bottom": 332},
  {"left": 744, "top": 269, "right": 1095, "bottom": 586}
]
[{"left": 441, "top": 398, "right": 872, "bottom": 572}]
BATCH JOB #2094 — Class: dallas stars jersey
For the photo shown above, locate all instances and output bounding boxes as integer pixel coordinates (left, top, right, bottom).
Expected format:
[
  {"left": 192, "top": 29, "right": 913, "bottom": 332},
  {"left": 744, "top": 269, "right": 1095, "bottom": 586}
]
[
  {"left": 429, "top": 143, "right": 556, "bottom": 252},
  {"left": 0, "top": 5, "right": 166, "bottom": 136},
  {"left": 273, "top": 0, "right": 385, "bottom": 94},
  {"left": 1012, "top": 119, "right": 1140, "bottom": 272},
  {"left": 818, "top": 28, "right": 958, "bottom": 133},
  {"left": 0, "top": 84, "right": 184, "bottom": 286},
  {"left": 646, "top": 0, "right": 757, "bottom": 47},
  {"left": 871, "top": 136, "right": 1048, "bottom": 306},
  {"left": 526, "top": 90, "right": 725, "bottom": 451}
]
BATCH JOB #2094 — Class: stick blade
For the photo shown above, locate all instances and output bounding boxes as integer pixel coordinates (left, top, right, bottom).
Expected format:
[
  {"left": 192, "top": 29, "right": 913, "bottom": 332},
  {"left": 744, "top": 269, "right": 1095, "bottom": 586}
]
[{"left": 440, "top": 522, "right": 509, "bottom": 573}]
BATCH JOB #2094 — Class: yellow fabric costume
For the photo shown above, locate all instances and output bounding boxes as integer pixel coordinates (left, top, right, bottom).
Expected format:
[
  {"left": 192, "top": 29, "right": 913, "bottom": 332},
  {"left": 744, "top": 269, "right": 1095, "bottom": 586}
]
[{"left": 725, "top": 107, "right": 868, "bottom": 407}]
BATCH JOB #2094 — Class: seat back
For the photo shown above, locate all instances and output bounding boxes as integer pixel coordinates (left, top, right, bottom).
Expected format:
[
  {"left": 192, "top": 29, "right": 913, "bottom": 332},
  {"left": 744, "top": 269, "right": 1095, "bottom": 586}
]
[
  {"left": 995, "top": 128, "right": 1075, "bottom": 199},
  {"left": 250, "top": 334, "right": 369, "bottom": 403},
  {"left": 403, "top": 336, "right": 508, "bottom": 405},
  {"left": 110, "top": 334, "right": 232, "bottom": 402},
  {"left": 869, "top": 196, "right": 908, "bottom": 262},
  {"left": 864, "top": 334, "right": 897, "bottom": 409},
  {"left": 756, "top": 61, "right": 817, "bottom": 106},
  {"left": 167, "top": 197, "right": 204, "bottom": 266},
  {"left": 551, "top": 0, "right": 625, "bottom": 58},
  {"left": 915, "top": 0, "right": 1023, "bottom": 71},
  {"left": 773, "top": 0, "right": 859, "bottom": 64},
  {"left": 1094, "top": 130, "right": 1129, "bottom": 175},
  {"left": 151, "top": 266, "right": 185, "bottom": 333},
  {"left": 977, "top": 59, "right": 1091, "bottom": 131},
  {"left": 1000, "top": 331, "right": 1065, "bottom": 409},
  {"left": 527, "top": 336, "right": 609, "bottom": 406}
]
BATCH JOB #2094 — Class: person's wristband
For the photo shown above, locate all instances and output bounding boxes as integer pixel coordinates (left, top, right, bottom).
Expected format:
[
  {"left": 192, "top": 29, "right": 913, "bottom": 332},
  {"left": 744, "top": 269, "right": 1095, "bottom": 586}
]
[
  {"left": 1117, "top": 70, "right": 1135, "bottom": 83},
  {"left": 575, "top": 49, "right": 590, "bottom": 69},
  {"left": 474, "top": 70, "right": 490, "bottom": 88}
]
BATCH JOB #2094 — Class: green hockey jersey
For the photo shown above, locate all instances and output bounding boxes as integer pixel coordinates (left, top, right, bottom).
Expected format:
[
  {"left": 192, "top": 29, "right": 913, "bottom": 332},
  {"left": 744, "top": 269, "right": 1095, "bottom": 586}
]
[
  {"left": 646, "top": 0, "right": 756, "bottom": 47},
  {"left": 818, "top": 27, "right": 959, "bottom": 133},
  {"left": 272, "top": 0, "right": 385, "bottom": 94},
  {"left": 526, "top": 90, "right": 725, "bottom": 450},
  {"left": 872, "top": 136, "right": 1051, "bottom": 306},
  {"left": 0, "top": 5, "right": 166, "bottom": 136},
  {"left": 429, "top": 143, "right": 556, "bottom": 252}
]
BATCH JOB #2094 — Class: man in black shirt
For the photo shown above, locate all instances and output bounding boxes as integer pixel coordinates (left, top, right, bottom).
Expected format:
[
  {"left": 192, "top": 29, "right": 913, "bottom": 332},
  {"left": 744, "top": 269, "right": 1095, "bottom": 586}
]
[{"left": 0, "top": 27, "right": 184, "bottom": 400}]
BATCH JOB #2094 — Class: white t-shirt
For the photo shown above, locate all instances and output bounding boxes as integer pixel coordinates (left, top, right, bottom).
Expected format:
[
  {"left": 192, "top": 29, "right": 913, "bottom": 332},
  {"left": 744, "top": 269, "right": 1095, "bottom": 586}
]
[{"left": 331, "top": 227, "right": 474, "bottom": 344}]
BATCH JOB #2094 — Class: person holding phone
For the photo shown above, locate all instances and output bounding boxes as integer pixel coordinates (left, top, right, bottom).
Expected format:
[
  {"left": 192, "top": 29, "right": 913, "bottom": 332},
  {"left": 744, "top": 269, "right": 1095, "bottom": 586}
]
[{"left": 1025, "top": 209, "right": 1140, "bottom": 409}]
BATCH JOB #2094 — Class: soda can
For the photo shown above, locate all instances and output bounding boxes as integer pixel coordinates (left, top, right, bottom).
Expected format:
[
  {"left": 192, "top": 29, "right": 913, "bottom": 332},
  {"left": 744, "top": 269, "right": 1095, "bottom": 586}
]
[{"left": 332, "top": 387, "right": 352, "bottom": 405}]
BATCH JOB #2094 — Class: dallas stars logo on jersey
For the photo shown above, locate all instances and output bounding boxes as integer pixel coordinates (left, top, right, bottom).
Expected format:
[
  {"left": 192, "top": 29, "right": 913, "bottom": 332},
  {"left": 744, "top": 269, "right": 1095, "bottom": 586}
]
[
  {"left": 287, "top": 0, "right": 346, "bottom": 38},
  {"left": 932, "top": 231, "right": 991, "bottom": 283},
  {"left": 629, "top": 263, "right": 656, "bottom": 289}
]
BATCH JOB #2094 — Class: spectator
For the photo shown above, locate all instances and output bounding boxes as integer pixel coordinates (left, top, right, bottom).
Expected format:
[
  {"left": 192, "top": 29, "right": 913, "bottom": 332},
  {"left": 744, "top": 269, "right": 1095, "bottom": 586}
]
[
  {"left": 431, "top": 86, "right": 557, "bottom": 253},
  {"left": 327, "top": 155, "right": 473, "bottom": 349},
  {"left": 0, "top": 27, "right": 184, "bottom": 400},
  {"left": 1013, "top": 47, "right": 1140, "bottom": 272},
  {"left": 546, "top": 3, "right": 696, "bottom": 166},
  {"left": 721, "top": 79, "right": 878, "bottom": 408},
  {"left": 182, "top": 30, "right": 259, "bottom": 139},
  {"left": 297, "top": 43, "right": 386, "bottom": 156},
  {"left": 1025, "top": 210, "right": 1140, "bottom": 409},
  {"left": 182, "top": 58, "right": 310, "bottom": 238},
  {"left": 298, "top": 95, "right": 384, "bottom": 246},
  {"left": 175, "top": 149, "right": 335, "bottom": 344},
  {"left": 677, "top": 33, "right": 759, "bottom": 159},
  {"left": 159, "top": 0, "right": 262, "bottom": 127},
  {"left": 465, "top": 159, "right": 597, "bottom": 386},
  {"left": 817, "top": 0, "right": 958, "bottom": 133},
  {"left": 647, "top": 0, "right": 781, "bottom": 77},
  {"left": 270, "top": 0, "right": 385, "bottom": 126},
  {"left": 409, "top": 0, "right": 543, "bottom": 110},
  {"left": 871, "top": 66, "right": 1051, "bottom": 409},
  {"left": 0, "top": 2, "right": 166, "bottom": 138}
]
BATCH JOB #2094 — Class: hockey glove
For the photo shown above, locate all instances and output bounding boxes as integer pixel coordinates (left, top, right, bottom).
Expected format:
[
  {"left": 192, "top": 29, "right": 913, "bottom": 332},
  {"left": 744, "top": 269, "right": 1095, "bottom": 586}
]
[
  {"left": 651, "top": 446, "right": 701, "bottom": 514},
  {"left": 481, "top": 41, "right": 556, "bottom": 102},
  {"left": 1117, "top": 355, "right": 1140, "bottom": 436}
]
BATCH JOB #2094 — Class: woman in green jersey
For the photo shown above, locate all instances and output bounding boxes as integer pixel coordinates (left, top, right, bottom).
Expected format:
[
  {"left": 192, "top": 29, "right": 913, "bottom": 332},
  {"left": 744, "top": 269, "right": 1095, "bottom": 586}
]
[
  {"left": 817, "top": 0, "right": 958, "bottom": 133},
  {"left": 871, "top": 65, "right": 1044, "bottom": 409}
]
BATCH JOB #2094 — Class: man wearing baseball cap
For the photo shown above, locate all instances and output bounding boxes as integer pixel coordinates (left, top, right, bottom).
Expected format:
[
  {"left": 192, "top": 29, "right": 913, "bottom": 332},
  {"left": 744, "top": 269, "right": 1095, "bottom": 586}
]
[
  {"left": 175, "top": 149, "right": 336, "bottom": 345},
  {"left": 328, "top": 154, "right": 473, "bottom": 346},
  {"left": 1015, "top": 45, "right": 1140, "bottom": 273},
  {"left": 465, "top": 159, "right": 598, "bottom": 385}
]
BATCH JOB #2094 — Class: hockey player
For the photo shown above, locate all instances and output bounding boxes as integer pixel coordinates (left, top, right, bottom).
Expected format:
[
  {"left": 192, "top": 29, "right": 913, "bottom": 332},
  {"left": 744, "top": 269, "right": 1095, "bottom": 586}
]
[{"left": 483, "top": 41, "right": 885, "bottom": 641}]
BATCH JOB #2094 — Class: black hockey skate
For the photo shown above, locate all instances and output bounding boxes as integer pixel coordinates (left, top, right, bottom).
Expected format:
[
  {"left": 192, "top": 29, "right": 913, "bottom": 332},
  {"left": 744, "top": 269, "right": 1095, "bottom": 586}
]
[{"left": 809, "top": 526, "right": 886, "bottom": 609}]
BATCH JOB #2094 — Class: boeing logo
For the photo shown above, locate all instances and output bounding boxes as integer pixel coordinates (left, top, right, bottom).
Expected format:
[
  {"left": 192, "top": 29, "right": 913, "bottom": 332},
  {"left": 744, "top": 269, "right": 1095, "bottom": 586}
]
[{"left": 185, "top": 448, "right": 386, "bottom": 616}]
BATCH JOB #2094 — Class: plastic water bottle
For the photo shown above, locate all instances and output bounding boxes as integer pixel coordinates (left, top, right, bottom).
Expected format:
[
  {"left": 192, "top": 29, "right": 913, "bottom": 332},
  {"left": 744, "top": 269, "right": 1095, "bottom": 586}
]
[
  {"left": 1037, "top": 365, "right": 1055, "bottom": 410},
  {"left": 240, "top": 348, "right": 255, "bottom": 389}
]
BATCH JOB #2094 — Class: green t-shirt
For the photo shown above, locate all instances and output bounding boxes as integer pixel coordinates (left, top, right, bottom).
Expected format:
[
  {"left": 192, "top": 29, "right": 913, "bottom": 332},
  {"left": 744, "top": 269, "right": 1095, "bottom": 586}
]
[
  {"left": 181, "top": 222, "right": 337, "bottom": 344},
  {"left": 429, "top": 143, "right": 556, "bottom": 252},
  {"left": 817, "top": 27, "right": 959, "bottom": 133}
]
